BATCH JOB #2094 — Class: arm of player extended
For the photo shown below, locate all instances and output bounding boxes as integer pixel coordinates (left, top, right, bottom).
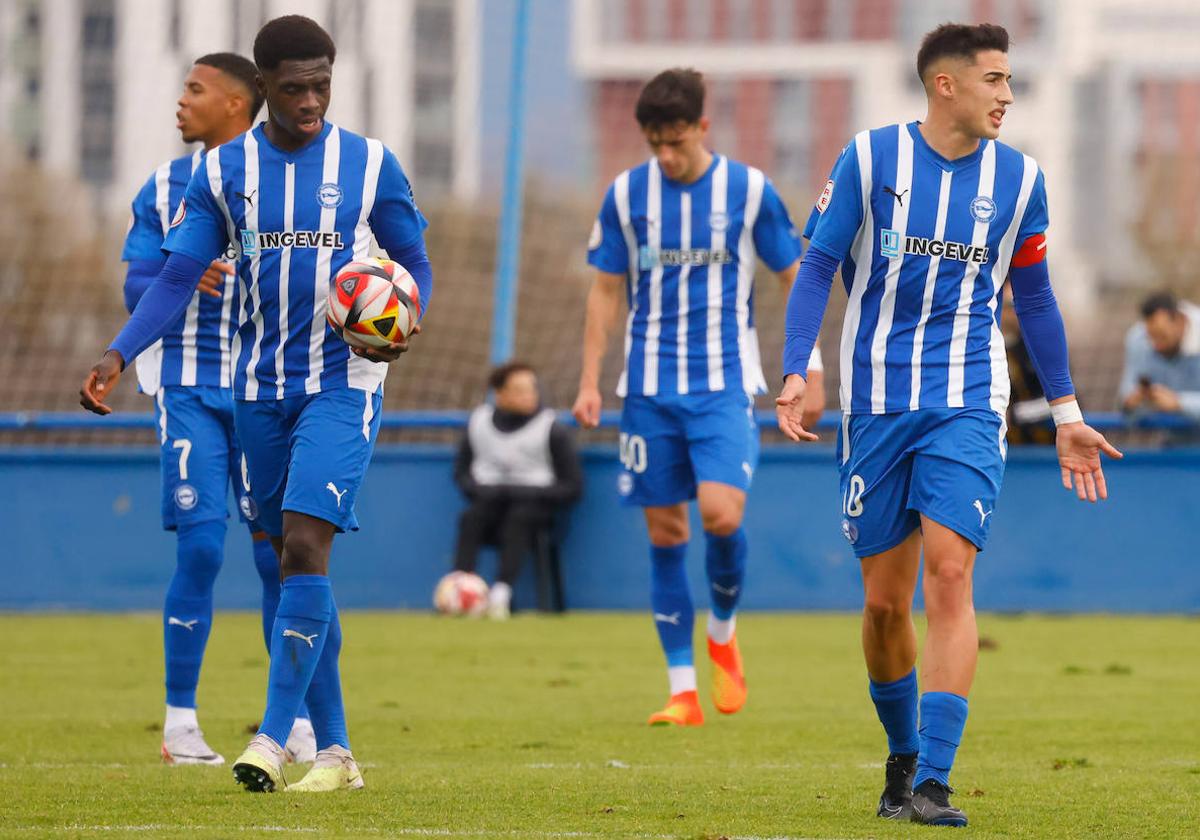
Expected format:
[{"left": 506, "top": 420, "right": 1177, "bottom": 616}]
[
  {"left": 108, "top": 253, "right": 207, "bottom": 367},
  {"left": 1008, "top": 233, "right": 1074, "bottom": 401},
  {"left": 122, "top": 257, "right": 167, "bottom": 313},
  {"left": 781, "top": 244, "right": 840, "bottom": 379}
]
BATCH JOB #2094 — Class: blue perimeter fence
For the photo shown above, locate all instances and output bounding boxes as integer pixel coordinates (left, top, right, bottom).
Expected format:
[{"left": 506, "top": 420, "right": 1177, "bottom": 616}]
[{"left": 2, "top": 411, "right": 1197, "bottom": 614}]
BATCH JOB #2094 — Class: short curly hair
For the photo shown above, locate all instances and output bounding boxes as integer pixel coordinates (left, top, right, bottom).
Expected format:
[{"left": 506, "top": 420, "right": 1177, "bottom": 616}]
[{"left": 253, "top": 15, "right": 336, "bottom": 72}]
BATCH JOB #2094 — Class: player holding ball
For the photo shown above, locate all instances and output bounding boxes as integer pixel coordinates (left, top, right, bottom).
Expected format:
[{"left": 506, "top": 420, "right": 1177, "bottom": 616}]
[{"left": 80, "top": 15, "right": 431, "bottom": 794}]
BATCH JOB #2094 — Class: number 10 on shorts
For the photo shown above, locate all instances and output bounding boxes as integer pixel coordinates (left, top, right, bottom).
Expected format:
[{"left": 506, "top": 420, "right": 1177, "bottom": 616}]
[
  {"left": 844, "top": 473, "right": 865, "bottom": 517},
  {"left": 619, "top": 433, "right": 647, "bottom": 474}
]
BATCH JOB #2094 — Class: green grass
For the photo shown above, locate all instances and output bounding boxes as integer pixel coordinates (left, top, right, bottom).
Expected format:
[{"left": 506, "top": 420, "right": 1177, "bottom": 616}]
[{"left": 2, "top": 612, "right": 1197, "bottom": 838}]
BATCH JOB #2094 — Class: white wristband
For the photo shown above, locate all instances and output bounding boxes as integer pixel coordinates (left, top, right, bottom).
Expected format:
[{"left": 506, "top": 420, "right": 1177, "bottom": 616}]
[{"left": 1050, "top": 399, "right": 1083, "bottom": 426}]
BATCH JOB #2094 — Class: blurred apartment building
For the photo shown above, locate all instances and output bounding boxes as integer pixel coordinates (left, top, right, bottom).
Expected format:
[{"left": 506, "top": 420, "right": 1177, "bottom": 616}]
[
  {"left": 0, "top": 0, "right": 481, "bottom": 214},
  {"left": 572, "top": 0, "right": 1200, "bottom": 298}
]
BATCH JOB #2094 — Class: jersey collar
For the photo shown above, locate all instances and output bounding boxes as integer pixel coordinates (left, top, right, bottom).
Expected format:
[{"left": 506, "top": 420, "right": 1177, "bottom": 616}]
[
  {"left": 656, "top": 152, "right": 721, "bottom": 189},
  {"left": 907, "top": 121, "right": 987, "bottom": 172},
  {"left": 254, "top": 119, "right": 334, "bottom": 160}
]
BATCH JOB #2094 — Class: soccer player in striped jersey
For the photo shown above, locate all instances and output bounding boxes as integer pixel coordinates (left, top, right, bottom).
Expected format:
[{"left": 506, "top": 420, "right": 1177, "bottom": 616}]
[
  {"left": 775, "top": 23, "right": 1122, "bottom": 826},
  {"left": 122, "top": 52, "right": 315, "bottom": 767},
  {"left": 573, "top": 68, "right": 825, "bottom": 727},
  {"left": 81, "top": 15, "right": 432, "bottom": 793}
]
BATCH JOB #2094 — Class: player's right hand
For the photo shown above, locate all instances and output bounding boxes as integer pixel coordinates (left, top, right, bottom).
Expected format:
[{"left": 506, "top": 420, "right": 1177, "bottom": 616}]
[
  {"left": 775, "top": 373, "right": 819, "bottom": 442},
  {"left": 197, "top": 260, "right": 234, "bottom": 299},
  {"left": 79, "top": 351, "right": 125, "bottom": 415},
  {"left": 572, "top": 386, "right": 602, "bottom": 429}
]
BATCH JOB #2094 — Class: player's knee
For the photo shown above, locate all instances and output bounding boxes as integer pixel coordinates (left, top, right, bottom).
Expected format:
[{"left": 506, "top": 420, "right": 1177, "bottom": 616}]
[
  {"left": 280, "top": 528, "right": 329, "bottom": 577},
  {"left": 924, "top": 561, "right": 973, "bottom": 610},
  {"left": 177, "top": 521, "right": 225, "bottom": 586},
  {"left": 701, "top": 508, "right": 742, "bottom": 537},
  {"left": 863, "top": 593, "right": 910, "bottom": 627},
  {"left": 647, "top": 518, "right": 689, "bottom": 546}
]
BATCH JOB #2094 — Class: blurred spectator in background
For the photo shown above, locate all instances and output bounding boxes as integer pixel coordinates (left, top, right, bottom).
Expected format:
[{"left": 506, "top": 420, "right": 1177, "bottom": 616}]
[
  {"left": 1001, "top": 289, "right": 1055, "bottom": 444},
  {"left": 1119, "top": 292, "right": 1200, "bottom": 425},
  {"left": 452, "top": 362, "right": 582, "bottom": 619}
]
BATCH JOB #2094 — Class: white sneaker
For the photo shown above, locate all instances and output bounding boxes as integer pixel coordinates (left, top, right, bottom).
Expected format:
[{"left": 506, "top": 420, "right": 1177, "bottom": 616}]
[
  {"left": 287, "top": 745, "right": 365, "bottom": 792},
  {"left": 285, "top": 717, "right": 317, "bottom": 764},
  {"left": 487, "top": 582, "right": 511, "bottom": 620},
  {"left": 161, "top": 725, "right": 225, "bottom": 766},
  {"left": 231, "top": 733, "right": 287, "bottom": 792}
]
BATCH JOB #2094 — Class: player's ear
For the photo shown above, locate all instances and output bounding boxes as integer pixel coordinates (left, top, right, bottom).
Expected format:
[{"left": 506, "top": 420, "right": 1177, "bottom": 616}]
[{"left": 697, "top": 115, "right": 710, "bottom": 137}]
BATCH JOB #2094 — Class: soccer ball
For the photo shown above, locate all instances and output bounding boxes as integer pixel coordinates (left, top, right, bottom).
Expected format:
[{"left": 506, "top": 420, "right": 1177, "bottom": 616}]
[
  {"left": 327, "top": 257, "right": 421, "bottom": 349},
  {"left": 433, "top": 571, "right": 490, "bottom": 617}
]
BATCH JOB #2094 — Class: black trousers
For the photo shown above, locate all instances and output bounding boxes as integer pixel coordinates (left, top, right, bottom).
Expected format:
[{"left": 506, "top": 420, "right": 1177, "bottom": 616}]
[{"left": 453, "top": 495, "right": 555, "bottom": 586}]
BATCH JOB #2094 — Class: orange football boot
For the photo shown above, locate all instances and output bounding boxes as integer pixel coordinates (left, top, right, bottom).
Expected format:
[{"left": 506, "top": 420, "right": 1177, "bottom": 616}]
[
  {"left": 708, "top": 634, "right": 747, "bottom": 714},
  {"left": 647, "top": 690, "right": 704, "bottom": 726}
]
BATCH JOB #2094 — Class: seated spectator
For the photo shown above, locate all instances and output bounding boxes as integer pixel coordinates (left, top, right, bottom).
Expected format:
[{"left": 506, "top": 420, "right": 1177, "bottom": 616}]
[
  {"left": 1119, "top": 292, "right": 1200, "bottom": 424},
  {"left": 452, "top": 362, "right": 582, "bottom": 619}
]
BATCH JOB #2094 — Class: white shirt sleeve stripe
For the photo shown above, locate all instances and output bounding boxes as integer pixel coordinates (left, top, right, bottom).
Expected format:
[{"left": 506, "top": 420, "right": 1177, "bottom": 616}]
[
  {"left": 946, "top": 141, "right": 997, "bottom": 407},
  {"left": 869, "top": 125, "right": 913, "bottom": 412},
  {"left": 304, "top": 125, "right": 341, "bottom": 394},
  {"left": 614, "top": 169, "right": 636, "bottom": 398},
  {"left": 909, "top": 168, "right": 953, "bottom": 410},
  {"left": 676, "top": 190, "right": 691, "bottom": 395},
  {"left": 839, "top": 130, "right": 875, "bottom": 411},
  {"left": 987, "top": 153, "right": 1040, "bottom": 414},
  {"left": 642, "top": 160, "right": 663, "bottom": 396},
  {"left": 240, "top": 133, "right": 265, "bottom": 400},
  {"left": 737, "top": 166, "right": 766, "bottom": 395},
  {"left": 347, "top": 137, "right": 388, "bottom": 393},
  {"left": 706, "top": 156, "right": 729, "bottom": 392},
  {"left": 273, "top": 162, "right": 297, "bottom": 398}
]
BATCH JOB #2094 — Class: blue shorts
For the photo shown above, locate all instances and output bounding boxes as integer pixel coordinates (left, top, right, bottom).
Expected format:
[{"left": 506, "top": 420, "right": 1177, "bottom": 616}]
[
  {"left": 836, "top": 408, "right": 1007, "bottom": 558},
  {"left": 152, "top": 386, "right": 255, "bottom": 531},
  {"left": 233, "top": 388, "right": 383, "bottom": 538},
  {"left": 617, "top": 390, "right": 759, "bottom": 507}
]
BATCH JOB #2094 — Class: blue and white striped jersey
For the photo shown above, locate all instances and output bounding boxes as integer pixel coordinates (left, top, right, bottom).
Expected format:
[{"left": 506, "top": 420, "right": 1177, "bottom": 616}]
[
  {"left": 163, "top": 121, "right": 427, "bottom": 400},
  {"left": 805, "top": 122, "right": 1048, "bottom": 415},
  {"left": 123, "top": 150, "right": 239, "bottom": 395},
  {"left": 588, "top": 155, "right": 803, "bottom": 397}
]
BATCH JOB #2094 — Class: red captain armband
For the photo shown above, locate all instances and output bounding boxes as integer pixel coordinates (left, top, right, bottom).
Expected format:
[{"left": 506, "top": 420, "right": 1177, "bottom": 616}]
[{"left": 1011, "top": 232, "right": 1047, "bottom": 268}]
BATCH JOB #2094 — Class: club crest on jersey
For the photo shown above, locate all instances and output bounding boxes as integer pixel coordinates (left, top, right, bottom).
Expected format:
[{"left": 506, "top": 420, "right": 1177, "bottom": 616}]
[
  {"left": 170, "top": 199, "right": 187, "bottom": 228},
  {"left": 709, "top": 211, "right": 729, "bottom": 232},
  {"left": 969, "top": 194, "right": 997, "bottom": 223},
  {"left": 174, "top": 484, "right": 198, "bottom": 510},
  {"left": 617, "top": 472, "right": 634, "bottom": 496},
  {"left": 816, "top": 179, "right": 834, "bottom": 213},
  {"left": 316, "top": 182, "right": 344, "bottom": 208},
  {"left": 841, "top": 518, "right": 858, "bottom": 544}
]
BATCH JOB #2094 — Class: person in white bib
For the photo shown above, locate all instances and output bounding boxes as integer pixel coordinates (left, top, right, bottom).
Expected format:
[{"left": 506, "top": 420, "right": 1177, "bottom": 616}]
[{"left": 453, "top": 363, "right": 583, "bottom": 618}]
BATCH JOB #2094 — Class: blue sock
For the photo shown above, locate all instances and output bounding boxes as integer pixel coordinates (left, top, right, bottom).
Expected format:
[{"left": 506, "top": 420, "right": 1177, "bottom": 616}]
[
  {"left": 250, "top": 534, "right": 312, "bottom": 723},
  {"left": 650, "top": 543, "right": 693, "bottom": 667},
  {"left": 163, "top": 520, "right": 225, "bottom": 709},
  {"left": 258, "top": 575, "right": 331, "bottom": 748},
  {"left": 704, "top": 528, "right": 747, "bottom": 620},
  {"left": 914, "top": 692, "right": 970, "bottom": 789},
  {"left": 869, "top": 669, "right": 919, "bottom": 756},
  {"left": 305, "top": 599, "right": 349, "bottom": 749}
]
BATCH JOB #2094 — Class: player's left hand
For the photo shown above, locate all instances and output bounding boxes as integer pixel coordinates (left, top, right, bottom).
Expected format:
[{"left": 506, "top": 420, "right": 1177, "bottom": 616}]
[
  {"left": 79, "top": 350, "right": 125, "bottom": 415},
  {"left": 352, "top": 323, "right": 421, "bottom": 363},
  {"left": 197, "top": 260, "right": 234, "bottom": 299},
  {"left": 775, "top": 374, "right": 819, "bottom": 442},
  {"left": 1055, "top": 422, "right": 1123, "bottom": 502}
]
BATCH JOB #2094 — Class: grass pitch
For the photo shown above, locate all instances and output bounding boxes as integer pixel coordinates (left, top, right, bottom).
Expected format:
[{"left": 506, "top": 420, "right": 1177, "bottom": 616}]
[{"left": 2, "top": 611, "right": 1197, "bottom": 839}]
